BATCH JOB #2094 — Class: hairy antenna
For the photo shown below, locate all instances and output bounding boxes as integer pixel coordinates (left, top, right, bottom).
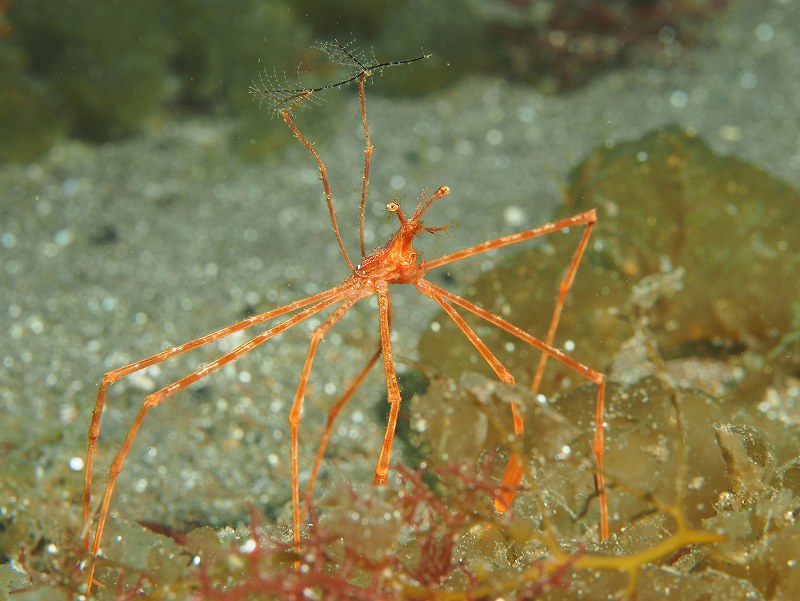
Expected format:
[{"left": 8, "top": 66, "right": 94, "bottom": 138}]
[{"left": 250, "top": 39, "right": 430, "bottom": 113}]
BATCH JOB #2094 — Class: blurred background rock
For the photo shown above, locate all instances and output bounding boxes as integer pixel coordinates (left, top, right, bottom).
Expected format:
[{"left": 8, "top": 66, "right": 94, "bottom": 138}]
[{"left": 0, "top": 0, "right": 729, "bottom": 163}]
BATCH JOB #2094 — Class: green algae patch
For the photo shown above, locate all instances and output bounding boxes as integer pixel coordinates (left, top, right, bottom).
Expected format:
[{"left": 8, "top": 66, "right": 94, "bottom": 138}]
[
  {"left": 419, "top": 126, "right": 800, "bottom": 409},
  {"left": 407, "top": 126, "right": 800, "bottom": 598}
]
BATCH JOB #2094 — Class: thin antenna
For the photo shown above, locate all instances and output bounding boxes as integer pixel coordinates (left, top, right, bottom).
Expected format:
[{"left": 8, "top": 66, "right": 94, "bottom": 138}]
[{"left": 251, "top": 41, "right": 431, "bottom": 272}]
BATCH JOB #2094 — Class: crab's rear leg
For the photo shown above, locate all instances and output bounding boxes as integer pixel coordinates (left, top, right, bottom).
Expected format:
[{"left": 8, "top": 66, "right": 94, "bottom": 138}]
[
  {"left": 416, "top": 280, "right": 523, "bottom": 506},
  {"left": 423, "top": 209, "right": 606, "bottom": 538},
  {"left": 501, "top": 218, "right": 597, "bottom": 516},
  {"left": 422, "top": 280, "right": 608, "bottom": 540},
  {"left": 529, "top": 213, "right": 596, "bottom": 394},
  {"left": 289, "top": 292, "right": 366, "bottom": 542},
  {"left": 301, "top": 345, "right": 382, "bottom": 525},
  {"left": 84, "top": 289, "right": 349, "bottom": 592},
  {"left": 82, "top": 288, "right": 342, "bottom": 539}
]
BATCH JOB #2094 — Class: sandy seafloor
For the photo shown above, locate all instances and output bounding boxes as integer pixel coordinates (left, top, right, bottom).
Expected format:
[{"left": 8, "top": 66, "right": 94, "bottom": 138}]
[{"left": 1, "top": 0, "right": 799, "bottom": 592}]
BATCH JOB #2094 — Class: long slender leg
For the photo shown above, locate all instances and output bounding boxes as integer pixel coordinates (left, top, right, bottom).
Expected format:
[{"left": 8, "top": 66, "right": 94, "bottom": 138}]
[
  {"left": 83, "top": 286, "right": 341, "bottom": 536},
  {"left": 301, "top": 345, "right": 382, "bottom": 525},
  {"left": 530, "top": 217, "right": 596, "bottom": 393},
  {"left": 373, "top": 283, "right": 403, "bottom": 485},
  {"left": 416, "top": 280, "right": 524, "bottom": 507},
  {"left": 289, "top": 294, "right": 365, "bottom": 543},
  {"left": 357, "top": 73, "right": 373, "bottom": 258},
  {"left": 280, "top": 110, "right": 355, "bottom": 273},
  {"left": 425, "top": 209, "right": 597, "bottom": 271},
  {"left": 422, "top": 280, "right": 608, "bottom": 540},
  {"left": 417, "top": 281, "right": 515, "bottom": 386},
  {"left": 421, "top": 209, "right": 601, "bottom": 528},
  {"left": 84, "top": 288, "right": 353, "bottom": 592}
]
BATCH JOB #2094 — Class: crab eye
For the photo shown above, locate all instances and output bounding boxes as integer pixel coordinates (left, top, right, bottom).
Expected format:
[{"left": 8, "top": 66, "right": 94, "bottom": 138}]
[{"left": 387, "top": 202, "right": 400, "bottom": 212}]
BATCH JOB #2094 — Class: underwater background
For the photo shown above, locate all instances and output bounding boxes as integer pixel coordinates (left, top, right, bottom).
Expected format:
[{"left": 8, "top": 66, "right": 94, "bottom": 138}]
[{"left": 1, "top": 1, "right": 799, "bottom": 599}]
